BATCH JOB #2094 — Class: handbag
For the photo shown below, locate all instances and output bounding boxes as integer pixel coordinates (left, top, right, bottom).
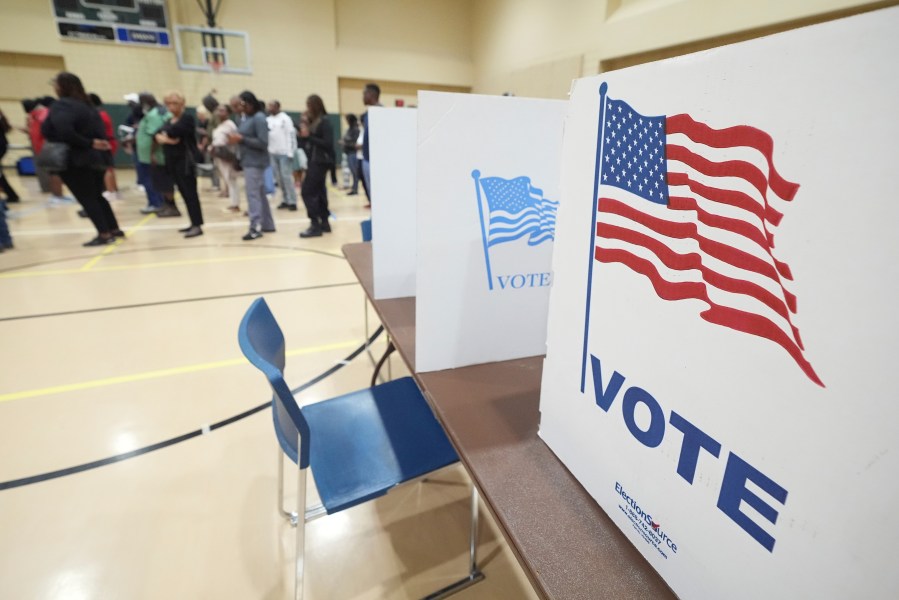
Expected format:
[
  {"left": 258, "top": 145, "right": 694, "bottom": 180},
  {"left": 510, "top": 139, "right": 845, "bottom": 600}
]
[
  {"left": 35, "top": 141, "right": 70, "bottom": 173},
  {"left": 212, "top": 145, "right": 238, "bottom": 164}
]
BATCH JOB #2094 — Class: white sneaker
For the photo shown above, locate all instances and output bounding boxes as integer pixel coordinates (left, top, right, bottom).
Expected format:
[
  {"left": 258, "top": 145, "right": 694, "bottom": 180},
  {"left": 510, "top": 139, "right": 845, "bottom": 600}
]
[
  {"left": 102, "top": 191, "right": 121, "bottom": 202},
  {"left": 49, "top": 195, "right": 76, "bottom": 205}
]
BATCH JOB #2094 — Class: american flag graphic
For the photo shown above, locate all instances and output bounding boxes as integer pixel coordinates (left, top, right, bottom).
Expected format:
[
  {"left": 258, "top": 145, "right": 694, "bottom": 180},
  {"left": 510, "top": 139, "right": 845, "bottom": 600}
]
[
  {"left": 587, "top": 88, "right": 821, "bottom": 386},
  {"left": 477, "top": 174, "right": 559, "bottom": 247}
]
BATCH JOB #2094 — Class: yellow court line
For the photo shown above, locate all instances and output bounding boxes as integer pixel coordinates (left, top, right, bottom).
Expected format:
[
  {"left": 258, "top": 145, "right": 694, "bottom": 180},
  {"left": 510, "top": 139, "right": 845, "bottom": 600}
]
[
  {"left": 80, "top": 213, "right": 157, "bottom": 271},
  {"left": 79, "top": 238, "right": 124, "bottom": 271},
  {"left": 0, "top": 252, "right": 306, "bottom": 280},
  {"left": 0, "top": 339, "right": 358, "bottom": 404}
]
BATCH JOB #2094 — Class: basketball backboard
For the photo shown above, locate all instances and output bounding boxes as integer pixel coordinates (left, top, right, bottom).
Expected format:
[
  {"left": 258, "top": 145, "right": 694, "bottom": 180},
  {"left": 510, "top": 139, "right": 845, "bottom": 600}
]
[{"left": 173, "top": 25, "right": 251, "bottom": 74}]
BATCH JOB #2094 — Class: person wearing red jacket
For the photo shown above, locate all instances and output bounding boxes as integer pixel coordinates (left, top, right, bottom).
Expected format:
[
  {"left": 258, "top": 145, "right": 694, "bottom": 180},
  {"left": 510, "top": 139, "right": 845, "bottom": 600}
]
[
  {"left": 23, "top": 97, "right": 73, "bottom": 203},
  {"left": 89, "top": 93, "right": 120, "bottom": 201}
]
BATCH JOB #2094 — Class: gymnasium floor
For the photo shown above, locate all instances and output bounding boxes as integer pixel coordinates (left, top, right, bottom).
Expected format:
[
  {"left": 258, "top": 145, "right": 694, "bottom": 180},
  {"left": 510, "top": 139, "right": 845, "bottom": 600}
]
[{"left": 0, "top": 169, "right": 538, "bottom": 599}]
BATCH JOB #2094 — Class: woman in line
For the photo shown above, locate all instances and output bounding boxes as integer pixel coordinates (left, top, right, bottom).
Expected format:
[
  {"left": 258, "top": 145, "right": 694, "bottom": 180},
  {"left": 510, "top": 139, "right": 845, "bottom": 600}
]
[
  {"left": 154, "top": 91, "right": 204, "bottom": 238},
  {"left": 228, "top": 90, "right": 274, "bottom": 240},
  {"left": 298, "top": 94, "right": 335, "bottom": 238},
  {"left": 210, "top": 104, "right": 241, "bottom": 213},
  {"left": 42, "top": 72, "right": 121, "bottom": 246}
]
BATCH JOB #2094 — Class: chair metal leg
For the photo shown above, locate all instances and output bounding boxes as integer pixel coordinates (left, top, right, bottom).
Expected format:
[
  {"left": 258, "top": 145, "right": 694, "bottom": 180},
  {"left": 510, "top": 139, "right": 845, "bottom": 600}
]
[
  {"left": 468, "top": 485, "right": 481, "bottom": 578},
  {"left": 422, "top": 484, "right": 485, "bottom": 600},
  {"left": 295, "top": 444, "right": 307, "bottom": 600},
  {"left": 277, "top": 449, "right": 298, "bottom": 525}
]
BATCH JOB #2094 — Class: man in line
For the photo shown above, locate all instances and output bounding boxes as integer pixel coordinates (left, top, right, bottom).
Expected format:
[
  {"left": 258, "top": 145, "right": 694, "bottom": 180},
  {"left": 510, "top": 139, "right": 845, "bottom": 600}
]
[
  {"left": 134, "top": 92, "right": 171, "bottom": 215},
  {"left": 267, "top": 100, "right": 298, "bottom": 211},
  {"left": 136, "top": 93, "right": 179, "bottom": 216},
  {"left": 122, "top": 93, "right": 145, "bottom": 193},
  {"left": 360, "top": 83, "right": 381, "bottom": 205}
]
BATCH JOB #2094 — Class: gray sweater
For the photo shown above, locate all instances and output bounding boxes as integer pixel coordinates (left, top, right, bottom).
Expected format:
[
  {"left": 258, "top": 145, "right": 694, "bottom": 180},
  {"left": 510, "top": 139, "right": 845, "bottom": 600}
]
[{"left": 237, "top": 112, "right": 269, "bottom": 168}]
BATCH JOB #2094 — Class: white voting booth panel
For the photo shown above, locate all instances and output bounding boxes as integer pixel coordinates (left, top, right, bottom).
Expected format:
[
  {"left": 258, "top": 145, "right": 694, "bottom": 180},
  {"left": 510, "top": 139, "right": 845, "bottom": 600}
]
[
  {"left": 539, "top": 8, "right": 899, "bottom": 600},
  {"left": 416, "top": 91, "right": 567, "bottom": 372},
  {"left": 370, "top": 107, "right": 418, "bottom": 299}
]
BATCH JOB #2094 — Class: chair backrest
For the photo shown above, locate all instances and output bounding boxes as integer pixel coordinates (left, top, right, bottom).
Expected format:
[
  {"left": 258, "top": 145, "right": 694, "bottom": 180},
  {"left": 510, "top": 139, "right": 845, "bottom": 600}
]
[{"left": 238, "top": 297, "right": 312, "bottom": 468}]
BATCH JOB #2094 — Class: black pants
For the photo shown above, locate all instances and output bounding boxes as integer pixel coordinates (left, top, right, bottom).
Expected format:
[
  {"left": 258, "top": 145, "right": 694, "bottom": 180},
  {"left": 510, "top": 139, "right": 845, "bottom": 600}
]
[
  {"left": 171, "top": 169, "right": 204, "bottom": 227},
  {"left": 61, "top": 168, "right": 119, "bottom": 234},
  {"left": 301, "top": 163, "right": 330, "bottom": 223}
]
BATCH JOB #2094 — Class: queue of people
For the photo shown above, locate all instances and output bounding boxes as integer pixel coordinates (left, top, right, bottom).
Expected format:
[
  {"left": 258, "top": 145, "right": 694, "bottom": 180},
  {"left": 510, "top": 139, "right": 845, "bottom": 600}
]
[{"left": 8, "top": 71, "right": 380, "bottom": 247}]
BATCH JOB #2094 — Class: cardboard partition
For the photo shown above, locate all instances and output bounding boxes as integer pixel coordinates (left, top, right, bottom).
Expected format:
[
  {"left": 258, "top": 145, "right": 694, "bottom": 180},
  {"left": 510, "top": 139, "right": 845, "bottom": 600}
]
[
  {"left": 539, "top": 7, "right": 899, "bottom": 599},
  {"left": 369, "top": 107, "right": 418, "bottom": 299},
  {"left": 415, "top": 91, "right": 567, "bottom": 372}
]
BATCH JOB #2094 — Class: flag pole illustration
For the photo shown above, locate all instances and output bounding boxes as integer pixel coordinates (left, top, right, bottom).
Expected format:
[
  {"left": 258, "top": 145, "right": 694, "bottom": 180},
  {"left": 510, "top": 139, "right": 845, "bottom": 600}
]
[
  {"left": 580, "top": 83, "right": 610, "bottom": 393},
  {"left": 579, "top": 83, "right": 822, "bottom": 390},
  {"left": 473, "top": 169, "right": 560, "bottom": 291},
  {"left": 472, "top": 169, "right": 495, "bottom": 290}
]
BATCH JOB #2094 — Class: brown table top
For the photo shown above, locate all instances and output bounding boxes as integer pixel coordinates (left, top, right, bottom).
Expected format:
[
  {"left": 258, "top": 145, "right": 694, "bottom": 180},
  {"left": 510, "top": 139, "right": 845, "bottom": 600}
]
[{"left": 343, "top": 243, "right": 675, "bottom": 600}]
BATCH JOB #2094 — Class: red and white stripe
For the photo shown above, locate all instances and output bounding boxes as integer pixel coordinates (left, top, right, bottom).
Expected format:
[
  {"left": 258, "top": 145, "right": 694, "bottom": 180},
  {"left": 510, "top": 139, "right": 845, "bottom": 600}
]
[{"left": 595, "top": 114, "right": 822, "bottom": 386}]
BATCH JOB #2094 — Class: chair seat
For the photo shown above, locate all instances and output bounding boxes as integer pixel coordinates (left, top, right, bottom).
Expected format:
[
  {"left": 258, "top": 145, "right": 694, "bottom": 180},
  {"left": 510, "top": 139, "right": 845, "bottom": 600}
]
[{"left": 299, "top": 377, "right": 459, "bottom": 514}]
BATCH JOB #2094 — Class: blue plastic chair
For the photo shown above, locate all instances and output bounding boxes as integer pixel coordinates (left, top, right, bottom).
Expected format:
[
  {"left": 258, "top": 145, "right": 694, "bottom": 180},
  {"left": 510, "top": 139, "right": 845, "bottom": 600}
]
[{"left": 238, "top": 298, "right": 484, "bottom": 600}]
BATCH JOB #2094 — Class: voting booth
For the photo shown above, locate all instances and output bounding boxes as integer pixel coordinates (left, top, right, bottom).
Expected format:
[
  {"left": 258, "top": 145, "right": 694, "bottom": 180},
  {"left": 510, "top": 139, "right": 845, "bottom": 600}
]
[
  {"left": 539, "top": 7, "right": 899, "bottom": 599},
  {"left": 415, "top": 91, "right": 567, "bottom": 372},
  {"left": 370, "top": 107, "right": 419, "bottom": 300}
]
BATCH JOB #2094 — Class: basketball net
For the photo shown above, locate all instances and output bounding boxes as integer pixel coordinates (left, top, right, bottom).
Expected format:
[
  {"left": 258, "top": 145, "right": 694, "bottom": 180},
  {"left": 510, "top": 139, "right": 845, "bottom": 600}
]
[{"left": 209, "top": 60, "right": 223, "bottom": 75}]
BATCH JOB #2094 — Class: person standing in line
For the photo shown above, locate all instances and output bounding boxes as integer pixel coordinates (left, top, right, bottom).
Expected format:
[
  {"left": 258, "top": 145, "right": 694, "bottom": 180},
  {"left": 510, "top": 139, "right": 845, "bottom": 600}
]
[
  {"left": 0, "top": 104, "right": 14, "bottom": 248},
  {"left": 199, "top": 90, "right": 222, "bottom": 192},
  {"left": 135, "top": 93, "right": 173, "bottom": 215},
  {"left": 154, "top": 91, "right": 204, "bottom": 238},
  {"left": 267, "top": 100, "right": 298, "bottom": 212},
  {"left": 229, "top": 95, "right": 245, "bottom": 123},
  {"left": 298, "top": 94, "right": 335, "bottom": 238},
  {"left": 210, "top": 104, "right": 240, "bottom": 213},
  {"left": 0, "top": 109, "right": 20, "bottom": 204},
  {"left": 122, "top": 93, "right": 144, "bottom": 192},
  {"left": 141, "top": 93, "right": 180, "bottom": 218},
  {"left": 0, "top": 189, "right": 12, "bottom": 251},
  {"left": 291, "top": 114, "right": 309, "bottom": 193},
  {"left": 355, "top": 124, "right": 370, "bottom": 205},
  {"left": 342, "top": 114, "right": 360, "bottom": 196},
  {"left": 88, "top": 93, "right": 120, "bottom": 202},
  {"left": 22, "top": 99, "right": 50, "bottom": 194},
  {"left": 328, "top": 159, "right": 338, "bottom": 187},
  {"left": 360, "top": 82, "right": 381, "bottom": 204},
  {"left": 41, "top": 71, "right": 122, "bottom": 246},
  {"left": 229, "top": 90, "right": 274, "bottom": 241}
]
